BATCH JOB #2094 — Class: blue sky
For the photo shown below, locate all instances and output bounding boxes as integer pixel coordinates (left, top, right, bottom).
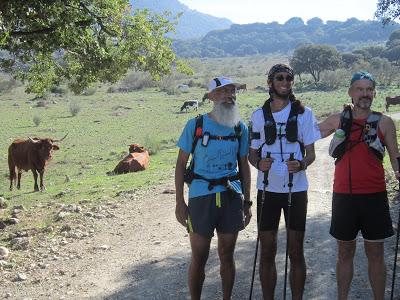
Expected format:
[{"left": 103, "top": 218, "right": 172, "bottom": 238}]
[{"left": 179, "top": 0, "right": 379, "bottom": 24}]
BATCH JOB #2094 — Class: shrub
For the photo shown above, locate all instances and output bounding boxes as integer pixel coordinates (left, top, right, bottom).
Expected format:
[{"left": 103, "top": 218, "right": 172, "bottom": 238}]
[
  {"left": 50, "top": 85, "right": 67, "bottom": 95},
  {"left": 82, "top": 87, "right": 96, "bottom": 96},
  {"left": 119, "top": 71, "right": 156, "bottom": 91},
  {"left": 33, "top": 115, "right": 41, "bottom": 127},
  {"left": 0, "top": 76, "right": 19, "bottom": 93},
  {"left": 69, "top": 101, "right": 81, "bottom": 117},
  {"left": 144, "top": 134, "right": 161, "bottom": 155},
  {"left": 319, "top": 69, "right": 349, "bottom": 90}
]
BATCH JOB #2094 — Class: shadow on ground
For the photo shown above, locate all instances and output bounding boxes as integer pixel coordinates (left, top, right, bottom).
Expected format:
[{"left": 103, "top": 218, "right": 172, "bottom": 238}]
[{"left": 99, "top": 211, "right": 399, "bottom": 300}]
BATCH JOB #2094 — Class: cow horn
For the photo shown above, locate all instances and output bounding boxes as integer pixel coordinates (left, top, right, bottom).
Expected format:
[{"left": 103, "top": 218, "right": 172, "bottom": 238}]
[
  {"left": 52, "top": 133, "right": 69, "bottom": 142},
  {"left": 28, "top": 137, "right": 40, "bottom": 143}
]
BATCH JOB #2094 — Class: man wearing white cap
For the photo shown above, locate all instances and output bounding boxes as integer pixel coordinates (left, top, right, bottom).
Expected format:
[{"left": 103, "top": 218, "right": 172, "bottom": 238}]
[
  {"left": 319, "top": 71, "right": 398, "bottom": 300},
  {"left": 175, "top": 76, "right": 252, "bottom": 299}
]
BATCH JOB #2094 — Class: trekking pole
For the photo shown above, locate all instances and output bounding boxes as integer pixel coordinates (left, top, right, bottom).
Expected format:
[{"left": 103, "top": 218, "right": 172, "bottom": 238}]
[
  {"left": 390, "top": 156, "right": 400, "bottom": 300},
  {"left": 283, "top": 153, "right": 295, "bottom": 300},
  {"left": 249, "top": 151, "right": 271, "bottom": 300}
]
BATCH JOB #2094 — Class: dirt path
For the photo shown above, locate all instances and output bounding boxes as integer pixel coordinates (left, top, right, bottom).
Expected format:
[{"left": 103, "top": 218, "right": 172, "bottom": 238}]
[{"left": 2, "top": 138, "right": 399, "bottom": 299}]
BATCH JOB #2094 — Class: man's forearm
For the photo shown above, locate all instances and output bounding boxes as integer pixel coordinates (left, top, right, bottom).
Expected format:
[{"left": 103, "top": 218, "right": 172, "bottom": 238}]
[
  {"left": 175, "top": 162, "right": 186, "bottom": 204},
  {"left": 240, "top": 158, "right": 251, "bottom": 201}
]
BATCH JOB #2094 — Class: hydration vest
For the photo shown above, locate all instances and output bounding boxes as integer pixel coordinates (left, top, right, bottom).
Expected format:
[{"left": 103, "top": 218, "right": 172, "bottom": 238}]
[
  {"left": 183, "top": 115, "right": 242, "bottom": 192},
  {"left": 260, "top": 98, "right": 305, "bottom": 157},
  {"left": 330, "top": 107, "right": 385, "bottom": 162}
]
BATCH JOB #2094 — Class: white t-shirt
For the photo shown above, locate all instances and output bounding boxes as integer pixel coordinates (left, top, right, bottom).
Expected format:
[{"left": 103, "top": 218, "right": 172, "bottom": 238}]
[{"left": 250, "top": 102, "right": 320, "bottom": 192}]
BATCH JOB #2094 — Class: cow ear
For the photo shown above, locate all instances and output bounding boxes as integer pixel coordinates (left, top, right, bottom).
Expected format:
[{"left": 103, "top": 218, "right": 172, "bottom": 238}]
[{"left": 52, "top": 145, "right": 60, "bottom": 150}]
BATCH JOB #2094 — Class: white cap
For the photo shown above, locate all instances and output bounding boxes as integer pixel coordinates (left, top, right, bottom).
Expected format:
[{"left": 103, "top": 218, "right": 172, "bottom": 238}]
[{"left": 208, "top": 76, "right": 241, "bottom": 92}]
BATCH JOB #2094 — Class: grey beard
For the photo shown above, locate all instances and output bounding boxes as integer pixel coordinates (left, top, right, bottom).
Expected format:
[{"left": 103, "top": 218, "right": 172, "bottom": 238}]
[{"left": 212, "top": 102, "right": 241, "bottom": 127}]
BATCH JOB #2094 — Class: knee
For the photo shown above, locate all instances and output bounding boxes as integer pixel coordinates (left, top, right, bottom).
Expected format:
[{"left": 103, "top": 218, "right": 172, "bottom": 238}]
[
  {"left": 365, "top": 246, "right": 384, "bottom": 263},
  {"left": 260, "top": 245, "right": 277, "bottom": 262},
  {"left": 191, "top": 252, "right": 209, "bottom": 269},
  {"left": 218, "top": 247, "right": 234, "bottom": 265},
  {"left": 338, "top": 248, "right": 355, "bottom": 263},
  {"left": 289, "top": 248, "right": 305, "bottom": 263}
]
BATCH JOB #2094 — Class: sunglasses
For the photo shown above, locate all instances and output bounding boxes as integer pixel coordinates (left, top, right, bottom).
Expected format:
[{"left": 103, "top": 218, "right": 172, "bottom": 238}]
[{"left": 274, "top": 75, "right": 294, "bottom": 82}]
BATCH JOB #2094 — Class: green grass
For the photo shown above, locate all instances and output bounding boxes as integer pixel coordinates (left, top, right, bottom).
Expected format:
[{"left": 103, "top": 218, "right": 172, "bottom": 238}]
[{"left": 0, "top": 56, "right": 400, "bottom": 238}]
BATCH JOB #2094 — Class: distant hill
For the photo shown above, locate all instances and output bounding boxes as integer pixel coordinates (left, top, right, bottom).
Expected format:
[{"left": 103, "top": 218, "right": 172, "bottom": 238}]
[
  {"left": 130, "top": 0, "right": 232, "bottom": 39},
  {"left": 172, "top": 17, "right": 400, "bottom": 57}
]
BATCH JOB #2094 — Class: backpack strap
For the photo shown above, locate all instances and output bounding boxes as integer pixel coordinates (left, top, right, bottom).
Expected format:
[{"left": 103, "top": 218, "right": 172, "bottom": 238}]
[
  {"left": 262, "top": 99, "right": 277, "bottom": 145},
  {"left": 190, "top": 114, "right": 203, "bottom": 154}
]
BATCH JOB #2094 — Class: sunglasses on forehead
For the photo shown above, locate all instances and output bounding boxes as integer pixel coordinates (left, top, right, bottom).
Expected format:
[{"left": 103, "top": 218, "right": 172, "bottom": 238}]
[{"left": 274, "top": 74, "right": 294, "bottom": 82}]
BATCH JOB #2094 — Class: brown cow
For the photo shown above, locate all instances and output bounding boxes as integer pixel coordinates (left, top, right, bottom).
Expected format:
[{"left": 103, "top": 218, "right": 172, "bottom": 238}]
[
  {"left": 385, "top": 96, "right": 400, "bottom": 111},
  {"left": 112, "top": 144, "right": 150, "bottom": 174},
  {"left": 8, "top": 134, "right": 67, "bottom": 191}
]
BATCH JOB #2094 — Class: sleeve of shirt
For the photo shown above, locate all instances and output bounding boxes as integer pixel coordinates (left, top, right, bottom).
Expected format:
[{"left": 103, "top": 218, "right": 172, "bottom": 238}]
[
  {"left": 302, "top": 108, "right": 321, "bottom": 146},
  {"left": 250, "top": 111, "right": 262, "bottom": 150},
  {"left": 239, "top": 122, "right": 249, "bottom": 158},
  {"left": 176, "top": 118, "right": 196, "bottom": 154}
]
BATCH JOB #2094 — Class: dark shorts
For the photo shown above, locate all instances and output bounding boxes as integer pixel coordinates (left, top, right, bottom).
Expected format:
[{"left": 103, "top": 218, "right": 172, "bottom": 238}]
[
  {"left": 257, "top": 190, "right": 308, "bottom": 231},
  {"left": 330, "top": 191, "right": 394, "bottom": 241},
  {"left": 187, "top": 191, "right": 244, "bottom": 238}
]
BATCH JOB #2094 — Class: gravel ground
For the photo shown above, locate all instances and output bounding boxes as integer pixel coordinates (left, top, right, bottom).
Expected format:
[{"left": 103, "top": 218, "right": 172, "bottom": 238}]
[{"left": 1, "top": 138, "right": 399, "bottom": 300}]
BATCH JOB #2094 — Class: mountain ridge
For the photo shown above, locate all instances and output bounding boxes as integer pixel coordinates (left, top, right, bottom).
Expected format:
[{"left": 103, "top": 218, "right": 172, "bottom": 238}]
[{"left": 130, "top": 0, "right": 232, "bottom": 39}]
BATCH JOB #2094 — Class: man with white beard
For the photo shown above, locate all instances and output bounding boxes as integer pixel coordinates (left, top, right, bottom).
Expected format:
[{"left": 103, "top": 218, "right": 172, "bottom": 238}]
[
  {"left": 248, "top": 64, "right": 319, "bottom": 300},
  {"left": 175, "top": 76, "right": 251, "bottom": 300}
]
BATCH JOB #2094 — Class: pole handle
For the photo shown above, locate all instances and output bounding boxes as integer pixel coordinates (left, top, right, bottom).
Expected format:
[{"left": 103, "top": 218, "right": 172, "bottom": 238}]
[
  {"left": 263, "top": 152, "right": 271, "bottom": 185},
  {"left": 288, "top": 153, "right": 295, "bottom": 186}
]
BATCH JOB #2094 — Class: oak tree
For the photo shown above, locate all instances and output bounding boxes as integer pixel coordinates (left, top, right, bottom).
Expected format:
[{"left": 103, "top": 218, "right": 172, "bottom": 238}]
[{"left": 0, "top": 0, "right": 190, "bottom": 95}]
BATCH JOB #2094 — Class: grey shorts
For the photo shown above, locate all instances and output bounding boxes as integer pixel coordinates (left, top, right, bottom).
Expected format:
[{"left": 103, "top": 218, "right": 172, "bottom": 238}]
[
  {"left": 330, "top": 191, "right": 394, "bottom": 241},
  {"left": 187, "top": 191, "right": 245, "bottom": 238}
]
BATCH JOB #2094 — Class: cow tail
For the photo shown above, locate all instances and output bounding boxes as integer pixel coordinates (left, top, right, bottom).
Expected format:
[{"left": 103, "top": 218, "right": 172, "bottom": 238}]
[{"left": 8, "top": 148, "right": 16, "bottom": 182}]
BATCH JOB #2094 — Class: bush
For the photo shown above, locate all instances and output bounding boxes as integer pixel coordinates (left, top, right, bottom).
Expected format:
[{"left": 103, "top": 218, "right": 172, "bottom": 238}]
[
  {"left": 82, "top": 87, "right": 96, "bottom": 96},
  {"left": 119, "top": 71, "right": 156, "bottom": 91},
  {"left": 69, "top": 101, "right": 81, "bottom": 117},
  {"left": 144, "top": 134, "right": 161, "bottom": 155},
  {"left": 33, "top": 115, "right": 41, "bottom": 127},
  {"left": 319, "top": 69, "right": 349, "bottom": 90},
  {"left": 50, "top": 85, "right": 67, "bottom": 95},
  {"left": 0, "top": 76, "right": 19, "bottom": 93}
]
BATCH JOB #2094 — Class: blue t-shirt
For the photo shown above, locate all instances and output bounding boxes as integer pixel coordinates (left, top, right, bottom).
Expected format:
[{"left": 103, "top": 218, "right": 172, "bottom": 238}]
[{"left": 177, "top": 114, "right": 249, "bottom": 198}]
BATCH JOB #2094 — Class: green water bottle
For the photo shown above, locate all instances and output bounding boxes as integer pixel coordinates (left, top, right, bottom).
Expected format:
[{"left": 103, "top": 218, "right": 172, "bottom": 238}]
[{"left": 329, "top": 129, "right": 345, "bottom": 157}]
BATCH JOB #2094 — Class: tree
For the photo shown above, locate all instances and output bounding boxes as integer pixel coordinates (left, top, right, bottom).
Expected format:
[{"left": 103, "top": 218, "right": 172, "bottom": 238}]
[
  {"left": 370, "top": 57, "right": 399, "bottom": 85},
  {"left": 375, "top": 0, "right": 400, "bottom": 24},
  {"left": 341, "top": 52, "right": 364, "bottom": 68},
  {"left": 386, "top": 29, "right": 400, "bottom": 47},
  {"left": 0, "top": 0, "right": 191, "bottom": 95},
  {"left": 290, "top": 44, "right": 342, "bottom": 83},
  {"left": 384, "top": 29, "right": 400, "bottom": 64}
]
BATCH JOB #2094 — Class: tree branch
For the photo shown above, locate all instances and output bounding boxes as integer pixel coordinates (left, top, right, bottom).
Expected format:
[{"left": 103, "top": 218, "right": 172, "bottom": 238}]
[{"left": 10, "top": 20, "right": 92, "bottom": 37}]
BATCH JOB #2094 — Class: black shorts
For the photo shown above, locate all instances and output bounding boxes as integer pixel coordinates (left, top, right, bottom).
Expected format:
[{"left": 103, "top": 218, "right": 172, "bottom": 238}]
[
  {"left": 187, "top": 191, "right": 244, "bottom": 238},
  {"left": 257, "top": 190, "right": 308, "bottom": 231},
  {"left": 330, "top": 191, "right": 394, "bottom": 241}
]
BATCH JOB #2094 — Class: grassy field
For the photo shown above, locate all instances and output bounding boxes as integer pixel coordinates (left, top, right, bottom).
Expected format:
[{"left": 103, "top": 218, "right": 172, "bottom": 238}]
[{"left": 0, "top": 56, "right": 400, "bottom": 237}]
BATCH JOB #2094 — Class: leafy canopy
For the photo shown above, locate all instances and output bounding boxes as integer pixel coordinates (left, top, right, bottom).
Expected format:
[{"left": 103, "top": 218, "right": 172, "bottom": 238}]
[
  {"left": 290, "top": 44, "right": 342, "bottom": 83},
  {"left": 0, "top": 0, "right": 191, "bottom": 95},
  {"left": 376, "top": 0, "right": 400, "bottom": 24}
]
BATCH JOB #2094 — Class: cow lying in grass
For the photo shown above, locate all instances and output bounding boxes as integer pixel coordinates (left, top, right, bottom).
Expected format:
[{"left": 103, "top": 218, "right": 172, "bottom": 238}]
[
  {"left": 385, "top": 96, "right": 400, "bottom": 111},
  {"left": 180, "top": 100, "right": 198, "bottom": 112},
  {"left": 111, "top": 144, "right": 149, "bottom": 175}
]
